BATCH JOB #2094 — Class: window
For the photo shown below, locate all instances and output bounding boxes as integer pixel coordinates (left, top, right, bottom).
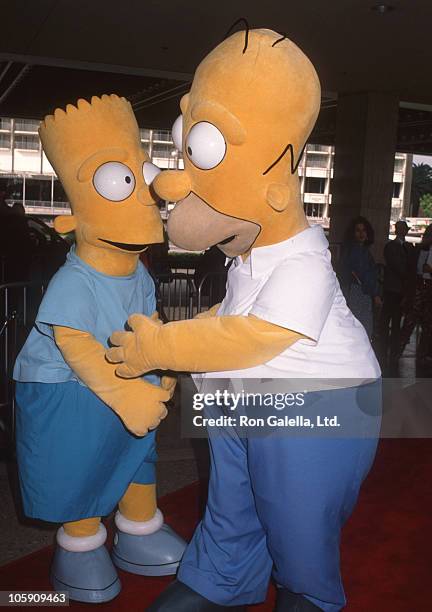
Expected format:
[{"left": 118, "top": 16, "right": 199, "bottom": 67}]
[
  {"left": 14, "top": 134, "right": 39, "bottom": 150},
  {"left": 393, "top": 182, "right": 401, "bottom": 198},
  {"left": 53, "top": 180, "right": 67, "bottom": 203},
  {"left": 0, "top": 118, "right": 11, "bottom": 130},
  {"left": 0, "top": 133, "right": 10, "bottom": 148},
  {"left": 394, "top": 159, "right": 405, "bottom": 172},
  {"left": 152, "top": 144, "right": 173, "bottom": 159},
  {"left": 304, "top": 202, "right": 325, "bottom": 217},
  {"left": 25, "top": 179, "right": 51, "bottom": 202},
  {"left": 0, "top": 177, "right": 10, "bottom": 194},
  {"left": 140, "top": 128, "right": 151, "bottom": 141},
  {"left": 14, "top": 119, "right": 40, "bottom": 132},
  {"left": 304, "top": 177, "right": 326, "bottom": 194},
  {"left": 306, "top": 153, "right": 328, "bottom": 168},
  {"left": 0, "top": 176, "right": 23, "bottom": 201},
  {"left": 307, "top": 144, "right": 329, "bottom": 153},
  {"left": 152, "top": 130, "right": 172, "bottom": 142}
]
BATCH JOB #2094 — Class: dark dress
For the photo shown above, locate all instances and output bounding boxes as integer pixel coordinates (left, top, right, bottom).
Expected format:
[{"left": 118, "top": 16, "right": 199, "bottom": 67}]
[{"left": 339, "top": 243, "right": 379, "bottom": 338}]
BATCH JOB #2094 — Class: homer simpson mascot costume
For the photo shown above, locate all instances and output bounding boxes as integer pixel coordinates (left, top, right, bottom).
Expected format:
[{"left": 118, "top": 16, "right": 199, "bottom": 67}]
[
  {"left": 107, "top": 30, "right": 382, "bottom": 612},
  {"left": 13, "top": 95, "right": 186, "bottom": 603}
]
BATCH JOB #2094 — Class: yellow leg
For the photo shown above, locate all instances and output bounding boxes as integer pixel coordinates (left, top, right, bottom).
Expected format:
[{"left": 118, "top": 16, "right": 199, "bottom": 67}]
[
  {"left": 63, "top": 517, "right": 101, "bottom": 538},
  {"left": 118, "top": 483, "right": 157, "bottom": 522}
]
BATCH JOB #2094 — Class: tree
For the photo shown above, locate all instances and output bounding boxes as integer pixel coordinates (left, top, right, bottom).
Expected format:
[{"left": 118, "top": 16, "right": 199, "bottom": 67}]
[
  {"left": 411, "top": 163, "right": 432, "bottom": 216},
  {"left": 419, "top": 193, "right": 432, "bottom": 217}
]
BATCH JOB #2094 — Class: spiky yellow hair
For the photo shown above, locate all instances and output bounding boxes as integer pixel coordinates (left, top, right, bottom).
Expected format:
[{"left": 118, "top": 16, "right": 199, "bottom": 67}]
[{"left": 39, "top": 94, "right": 140, "bottom": 183}]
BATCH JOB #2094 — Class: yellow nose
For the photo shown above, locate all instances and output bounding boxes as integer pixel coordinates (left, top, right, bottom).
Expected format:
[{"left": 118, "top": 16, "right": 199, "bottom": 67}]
[{"left": 153, "top": 170, "right": 192, "bottom": 202}]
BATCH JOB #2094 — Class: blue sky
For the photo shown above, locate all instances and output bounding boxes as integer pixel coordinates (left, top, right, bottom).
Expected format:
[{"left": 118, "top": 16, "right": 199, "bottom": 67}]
[{"left": 413, "top": 154, "right": 432, "bottom": 165}]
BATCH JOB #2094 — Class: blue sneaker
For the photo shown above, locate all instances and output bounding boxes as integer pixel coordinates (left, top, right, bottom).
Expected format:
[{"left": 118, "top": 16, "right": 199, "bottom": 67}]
[
  {"left": 112, "top": 510, "right": 187, "bottom": 576},
  {"left": 51, "top": 526, "right": 121, "bottom": 603}
]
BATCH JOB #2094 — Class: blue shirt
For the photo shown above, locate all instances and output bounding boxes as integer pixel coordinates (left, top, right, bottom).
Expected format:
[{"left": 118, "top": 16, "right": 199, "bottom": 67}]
[
  {"left": 14, "top": 245, "right": 159, "bottom": 386},
  {"left": 339, "top": 243, "right": 379, "bottom": 298}
]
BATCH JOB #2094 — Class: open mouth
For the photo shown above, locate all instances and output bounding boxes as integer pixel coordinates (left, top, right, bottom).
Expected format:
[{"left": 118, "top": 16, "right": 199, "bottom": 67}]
[
  {"left": 99, "top": 239, "right": 147, "bottom": 252},
  {"left": 218, "top": 235, "right": 236, "bottom": 245},
  {"left": 167, "top": 191, "right": 261, "bottom": 255}
]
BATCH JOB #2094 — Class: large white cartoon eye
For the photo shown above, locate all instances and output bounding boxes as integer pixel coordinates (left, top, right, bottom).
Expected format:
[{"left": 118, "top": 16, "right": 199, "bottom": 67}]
[
  {"left": 93, "top": 162, "right": 135, "bottom": 201},
  {"left": 171, "top": 115, "right": 183, "bottom": 151},
  {"left": 143, "top": 162, "right": 161, "bottom": 186},
  {"left": 185, "top": 122, "right": 226, "bottom": 170}
]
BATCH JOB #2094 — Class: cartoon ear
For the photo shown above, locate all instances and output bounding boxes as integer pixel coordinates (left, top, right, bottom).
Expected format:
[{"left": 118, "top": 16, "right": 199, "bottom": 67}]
[
  {"left": 266, "top": 183, "right": 290, "bottom": 212},
  {"left": 180, "top": 93, "right": 190, "bottom": 114},
  {"left": 54, "top": 215, "right": 77, "bottom": 234}
]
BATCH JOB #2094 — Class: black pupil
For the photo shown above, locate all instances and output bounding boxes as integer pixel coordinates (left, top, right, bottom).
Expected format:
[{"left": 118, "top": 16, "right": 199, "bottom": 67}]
[
  {"left": 187, "top": 146, "right": 192, "bottom": 156},
  {"left": 125, "top": 175, "right": 131, "bottom": 184}
]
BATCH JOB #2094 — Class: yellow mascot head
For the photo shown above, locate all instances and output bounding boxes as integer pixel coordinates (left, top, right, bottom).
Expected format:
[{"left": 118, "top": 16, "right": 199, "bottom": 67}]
[
  {"left": 153, "top": 28, "right": 321, "bottom": 256},
  {"left": 40, "top": 94, "right": 163, "bottom": 257}
]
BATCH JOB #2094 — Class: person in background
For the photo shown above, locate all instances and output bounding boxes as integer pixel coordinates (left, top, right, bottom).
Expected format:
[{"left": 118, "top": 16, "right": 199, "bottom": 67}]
[
  {"left": 0, "top": 189, "right": 32, "bottom": 282},
  {"left": 399, "top": 224, "right": 432, "bottom": 363},
  {"left": 379, "top": 220, "right": 415, "bottom": 363},
  {"left": 339, "top": 216, "right": 382, "bottom": 339},
  {"left": 12, "top": 202, "right": 26, "bottom": 216}
]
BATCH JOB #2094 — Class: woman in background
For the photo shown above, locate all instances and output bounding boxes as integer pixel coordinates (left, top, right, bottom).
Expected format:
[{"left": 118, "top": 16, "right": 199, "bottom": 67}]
[{"left": 339, "top": 216, "right": 382, "bottom": 339}]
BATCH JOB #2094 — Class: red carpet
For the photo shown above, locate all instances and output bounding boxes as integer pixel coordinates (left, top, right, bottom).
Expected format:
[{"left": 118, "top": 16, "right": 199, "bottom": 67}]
[{"left": 1, "top": 440, "right": 431, "bottom": 610}]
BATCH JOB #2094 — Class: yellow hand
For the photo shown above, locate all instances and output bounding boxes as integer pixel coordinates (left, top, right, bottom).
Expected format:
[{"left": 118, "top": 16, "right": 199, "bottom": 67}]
[
  {"left": 118, "top": 380, "right": 168, "bottom": 436},
  {"left": 161, "top": 373, "right": 177, "bottom": 399},
  {"left": 107, "top": 313, "right": 163, "bottom": 378},
  {"left": 150, "top": 314, "right": 177, "bottom": 397},
  {"left": 54, "top": 325, "right": 169, "bottom": 437}
]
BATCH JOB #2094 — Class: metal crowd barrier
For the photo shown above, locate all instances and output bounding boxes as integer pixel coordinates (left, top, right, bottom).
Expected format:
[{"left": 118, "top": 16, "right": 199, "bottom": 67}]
[
  {"left": 0, "top": 271, "right": 226, "bottom": 451},
  {"left": 0, "top": 281, "right": 46, "bottom": 450},
  {"left": 155, "top": 271, "right": 226, "bottom": 322},
  {"left": 194, "top": 272, "right": 227, "bottom": 315},
  {"left": 154, "top": 272, "right": 196, "bottom": 322}
]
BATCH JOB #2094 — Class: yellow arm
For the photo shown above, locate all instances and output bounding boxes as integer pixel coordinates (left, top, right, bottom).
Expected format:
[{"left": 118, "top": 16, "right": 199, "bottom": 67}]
[
  {"left": 54, "top": 325, "right": 170, "bottom": 436},
  {"left": 107, "top": 314, "right": 302, "bottom": 378}
]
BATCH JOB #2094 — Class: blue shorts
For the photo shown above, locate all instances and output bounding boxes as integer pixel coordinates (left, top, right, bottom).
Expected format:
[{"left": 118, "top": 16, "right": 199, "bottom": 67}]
[{"left": 15, "top": 381, "right": 157, "bottom": 522}]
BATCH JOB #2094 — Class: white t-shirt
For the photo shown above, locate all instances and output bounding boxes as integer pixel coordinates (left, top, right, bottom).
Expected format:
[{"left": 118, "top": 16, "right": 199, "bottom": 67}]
[{"left": 198, "top": 225, "right": 381, "bottom": 383}]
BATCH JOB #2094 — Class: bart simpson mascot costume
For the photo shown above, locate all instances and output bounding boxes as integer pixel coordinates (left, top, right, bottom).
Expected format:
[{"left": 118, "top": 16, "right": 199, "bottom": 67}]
[
  {"left": 107, "top": 30, "right": 382, "bottom": 612},
  {"left": 13, "top": 95, "right": 185, "bottom": 603}
]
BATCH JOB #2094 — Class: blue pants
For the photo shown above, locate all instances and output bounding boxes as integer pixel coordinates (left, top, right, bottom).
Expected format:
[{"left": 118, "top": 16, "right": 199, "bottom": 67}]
[{"left": 178, "top": 383, "right": 380, "bottom": 611}]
